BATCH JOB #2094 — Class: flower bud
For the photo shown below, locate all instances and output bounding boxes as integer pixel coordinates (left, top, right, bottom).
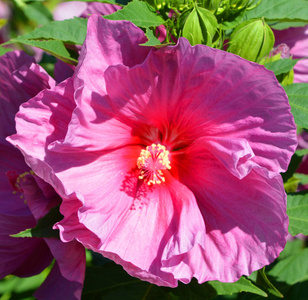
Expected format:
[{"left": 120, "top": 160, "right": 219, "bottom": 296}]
[
  {"left": 180, "top": 5, "right": 218, "bottom": 46},
  {"left": 203, "top": 0, "right": 221, "bottom": 12},
  {"left": 227, "top": 18, "right": 275, "bottom": 62}
]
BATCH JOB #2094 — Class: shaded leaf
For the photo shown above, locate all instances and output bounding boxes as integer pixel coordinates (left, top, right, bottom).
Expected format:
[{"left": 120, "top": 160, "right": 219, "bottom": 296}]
[
  {"left": 83, "top": 263, "right": 170, "bottom": 300},
  {"left": 256, "top": 268, "right": 283, "bottom": 298},
  {"left": 11, "top": 205, "right": 63, "bottom": 239},
  {"left": 282, "top": 148, "right": 308, "bottom": 184}
]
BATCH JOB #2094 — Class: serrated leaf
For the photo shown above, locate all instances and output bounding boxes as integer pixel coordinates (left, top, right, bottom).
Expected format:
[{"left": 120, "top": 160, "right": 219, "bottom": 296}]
[
  {"left": 104, "top": 0, "right": 164, "bottom": 28},
  {"left": 269, "top": 21, "right": 307, "bottom": 30},
  {"left": 11, "top": 205, "right": 63, "bottom": 239},
  {"left": 208, "top": 277, "right": 267, "bottom": 297},
  {"left": 246, "top": 0, "right": 308, "bottom": 21},
  {"left": 8, "top": 38, "right": 77, "bottom": 64},
  {"left": 269, "top": 247, "right": 308, "bottom": 285},
  {"left": 256, "top": 268, "right": 284, "bottom": 298},
  {"left": 264, "top": 59, "right": 300, "bottom": 76},
  {"left": 14, "top": 17, "right": 88, "bottom": 45},
  {"left": 141, "top": 27, "right": 161, "bottom": 46},
  {"left": 287, "top": 191, "right": 308, "bottom": 236},
  {"left": 284, "top": 83, "right": 308, "bottom": 129}
]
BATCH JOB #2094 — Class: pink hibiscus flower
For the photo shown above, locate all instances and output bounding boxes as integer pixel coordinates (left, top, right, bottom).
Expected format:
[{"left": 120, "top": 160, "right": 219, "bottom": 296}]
[
  {"left": 0, "top": 51, "right": 85, "bottom": 300},
  {"left": 274, "top": 25, "right": 308, "bottom": 83},
  {"left": 8, "top": 15, "right": 297, "bottom": 287}
]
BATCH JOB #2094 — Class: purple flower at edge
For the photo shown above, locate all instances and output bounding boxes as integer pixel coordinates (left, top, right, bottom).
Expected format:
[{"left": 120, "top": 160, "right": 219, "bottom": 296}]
[{"left": 0, "top": 51, "right": 85, "bottom": 300}]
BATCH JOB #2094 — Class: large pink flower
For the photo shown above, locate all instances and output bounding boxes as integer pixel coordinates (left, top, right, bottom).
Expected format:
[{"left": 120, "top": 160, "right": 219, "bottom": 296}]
[
  {"left": 0, "top": 51, "right": 85, "bottom": 300},
  {"left": 274, "top": 25, "right": 308, "bottom": 83},
  {"left": 9, "top": 15, "right": 297, "bottom": 287}
]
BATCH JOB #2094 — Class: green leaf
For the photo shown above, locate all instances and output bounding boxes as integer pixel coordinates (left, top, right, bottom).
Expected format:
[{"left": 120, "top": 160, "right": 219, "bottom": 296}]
[
  {"left": 284, "top": 83, "right": 308, "bottom": 129},
  {"left": 287, "top": 191, "right": 308, "bottom": 236},
  {"left": 269, "top": 243, "right": 308, "bottom": 285},
  {"left": 208, "top": 277, "right": 268, "bottom": 297},
  {"left": 246, "top": 0, "right": 308, "bottom": 21},
  {"left": 256, "top": 268, "right": 283, "bottom": 298},
  {"left": 22, "top": 1, "right": 53, "bottom": 25},
  {"left": 104, "top": 0, "right": 164, "bottom": 28},
  {"left": 141, "top": 28, "right": 161, "bottom": 46},
  {"left": 264, "top": 59, "right": 300, "bottom": 76},
  {"left": 13, "top": 17, "right": 88, "bottom": 45},
  {"left": 269, "top": 21, "right": 308, "bottom": 30},
  {"left": 0, "top": 46, "right": 13, "bottom": 56},
  {"left": 11, "top": 205, "right": 63, "bottom": 239},
  {"left": 8, "top": 38, "right": 77, "bottom": 64}
]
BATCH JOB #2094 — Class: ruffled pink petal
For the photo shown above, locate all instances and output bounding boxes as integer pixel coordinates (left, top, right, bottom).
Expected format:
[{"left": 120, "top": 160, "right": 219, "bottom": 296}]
[
  {"left": 97, "top": 175, "right": 205, "bottom": 287},
  {"left": 60, "top": 15, "right": 152, "bottom": 150},
  {"left": 170, "top": 144, "right": 288, "bottom": 282},
  {"left": 8, "top": 77, "right": 76, "bottom": 196},
  {"left": 102, "top": 38, "right": 297, "bottom": 174}
]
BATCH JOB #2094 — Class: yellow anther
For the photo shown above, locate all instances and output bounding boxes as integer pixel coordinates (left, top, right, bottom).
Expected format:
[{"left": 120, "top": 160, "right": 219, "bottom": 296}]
[{"left": 137, "top": 143, "right": 171, "bottom": 185}]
